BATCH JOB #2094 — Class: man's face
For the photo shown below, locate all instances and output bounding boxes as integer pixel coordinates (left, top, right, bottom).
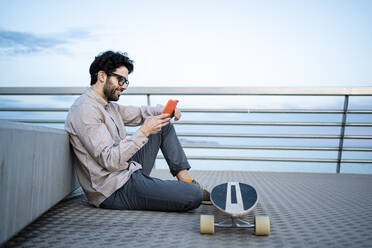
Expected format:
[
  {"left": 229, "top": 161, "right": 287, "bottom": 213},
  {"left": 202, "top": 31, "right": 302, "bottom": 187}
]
[{"left": 103, "top": 66, "right": 129, "bottom": 101}]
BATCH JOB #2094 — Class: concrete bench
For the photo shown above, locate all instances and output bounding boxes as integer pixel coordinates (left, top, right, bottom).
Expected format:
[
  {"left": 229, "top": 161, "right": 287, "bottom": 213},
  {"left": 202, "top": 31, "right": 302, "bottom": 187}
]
[{"left": 0, "top": 121, "right": 79, "bottom": 244}]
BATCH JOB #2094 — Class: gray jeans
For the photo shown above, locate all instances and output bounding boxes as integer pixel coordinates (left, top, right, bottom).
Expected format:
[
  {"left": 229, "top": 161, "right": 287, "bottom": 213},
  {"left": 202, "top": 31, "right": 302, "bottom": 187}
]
[{"left": 100, "top": 123, "right": 203, "bottom": 211}]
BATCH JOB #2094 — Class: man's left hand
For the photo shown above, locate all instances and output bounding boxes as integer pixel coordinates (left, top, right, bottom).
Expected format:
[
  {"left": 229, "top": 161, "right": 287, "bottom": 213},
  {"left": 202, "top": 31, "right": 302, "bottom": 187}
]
[{"left": 174, "top": 108, "right": 181, "bottom": 121}]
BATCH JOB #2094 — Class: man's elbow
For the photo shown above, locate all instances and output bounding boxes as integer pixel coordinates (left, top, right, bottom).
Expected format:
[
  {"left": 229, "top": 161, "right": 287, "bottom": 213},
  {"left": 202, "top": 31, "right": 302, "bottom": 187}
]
[{"left": 98, "top": 151, "right": 123, "bottom": 172}]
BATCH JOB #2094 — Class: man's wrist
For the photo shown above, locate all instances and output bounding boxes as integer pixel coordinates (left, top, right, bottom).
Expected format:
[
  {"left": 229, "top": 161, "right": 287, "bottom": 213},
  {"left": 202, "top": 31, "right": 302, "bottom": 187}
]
[{"left": 140, "top": 127, "right": 149, "bottom": 137}]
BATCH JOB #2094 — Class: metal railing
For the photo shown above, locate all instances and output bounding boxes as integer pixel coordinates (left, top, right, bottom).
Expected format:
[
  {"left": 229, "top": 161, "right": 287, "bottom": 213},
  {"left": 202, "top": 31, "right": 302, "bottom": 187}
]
[{"left": 1, "top": 87, "right": 372, "bottom": 173}]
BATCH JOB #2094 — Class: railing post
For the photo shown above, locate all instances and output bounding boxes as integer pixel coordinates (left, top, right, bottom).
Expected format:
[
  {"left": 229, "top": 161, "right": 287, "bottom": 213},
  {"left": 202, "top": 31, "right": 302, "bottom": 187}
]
[
  {"left": 147, "top": 93, "right": 156, "bottom": 168},
  {"left": 147, "top": 94, "right": 151, "bottom": 106},
  {"left": 337, "top": 95, "right": 349, "bottom": 173}
]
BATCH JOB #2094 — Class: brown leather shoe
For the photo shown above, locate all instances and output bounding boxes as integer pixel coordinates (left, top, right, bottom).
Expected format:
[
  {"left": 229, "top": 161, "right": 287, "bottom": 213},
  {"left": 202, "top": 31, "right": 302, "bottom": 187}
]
[{"left": 192, "top": 179, "right": 211, "bottom": 204}]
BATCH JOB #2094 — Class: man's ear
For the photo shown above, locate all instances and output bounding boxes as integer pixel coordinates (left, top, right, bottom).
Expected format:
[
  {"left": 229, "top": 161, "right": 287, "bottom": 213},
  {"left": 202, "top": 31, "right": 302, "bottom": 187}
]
[{"left": 97, "top": 71, "right": 106, "bottom": 84}]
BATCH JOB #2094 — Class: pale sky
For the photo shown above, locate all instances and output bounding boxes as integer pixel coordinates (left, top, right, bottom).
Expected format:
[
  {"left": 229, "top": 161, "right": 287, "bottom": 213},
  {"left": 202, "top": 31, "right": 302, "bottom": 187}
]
[{"left": 0, "top": 0, "right": 371, "bottom": 87}]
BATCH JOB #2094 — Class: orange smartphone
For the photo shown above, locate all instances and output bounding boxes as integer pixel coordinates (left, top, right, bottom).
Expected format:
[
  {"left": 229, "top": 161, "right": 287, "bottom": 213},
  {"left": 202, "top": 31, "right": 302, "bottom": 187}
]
[{"left": 162, "top": 99, "right": 179, "bottom": 118}]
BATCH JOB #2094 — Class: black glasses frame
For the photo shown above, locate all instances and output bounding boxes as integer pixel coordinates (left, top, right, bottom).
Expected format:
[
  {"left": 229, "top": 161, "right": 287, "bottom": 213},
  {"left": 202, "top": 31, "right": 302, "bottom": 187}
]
[{"left": 107, "top": 72, "right": 129, "bottom": 86}]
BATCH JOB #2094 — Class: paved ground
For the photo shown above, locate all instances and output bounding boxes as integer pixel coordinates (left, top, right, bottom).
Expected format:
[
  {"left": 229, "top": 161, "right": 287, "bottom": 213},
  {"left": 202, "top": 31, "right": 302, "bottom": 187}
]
[{"left": 3, "top": 170, "right": 372, "bottom": 248}]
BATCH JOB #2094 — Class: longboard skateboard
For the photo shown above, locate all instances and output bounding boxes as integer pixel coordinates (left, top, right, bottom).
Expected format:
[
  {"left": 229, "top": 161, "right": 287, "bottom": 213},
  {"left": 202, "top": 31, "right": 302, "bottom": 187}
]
[{"left": 200, "top": 182, "right": 270, "bottom": 235}]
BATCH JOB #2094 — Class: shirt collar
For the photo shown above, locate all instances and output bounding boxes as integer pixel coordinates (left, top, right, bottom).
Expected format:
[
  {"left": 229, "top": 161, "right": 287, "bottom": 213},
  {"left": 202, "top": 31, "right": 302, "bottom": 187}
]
[{"left": 85, "top": 87, "right": 109, "bottom": 108}]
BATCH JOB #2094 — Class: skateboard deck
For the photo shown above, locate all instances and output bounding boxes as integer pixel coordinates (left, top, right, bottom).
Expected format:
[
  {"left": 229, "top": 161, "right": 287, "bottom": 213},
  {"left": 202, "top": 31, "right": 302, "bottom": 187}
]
[
  {"left": 200, "top": 182, "right": 270, "bottom": 236},
  {"left": 211, "top": 182, "right": 258, "bottom": 218}
]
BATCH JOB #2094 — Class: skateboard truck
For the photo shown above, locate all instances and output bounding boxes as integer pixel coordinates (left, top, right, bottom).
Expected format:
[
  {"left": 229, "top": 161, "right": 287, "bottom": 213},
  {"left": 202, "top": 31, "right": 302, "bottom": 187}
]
[
  {"left": 215, "top": 217, "right": 255, "bottom": 228},
  {"left": 200, "top": 215, "right": 270, "bottom": 235}
]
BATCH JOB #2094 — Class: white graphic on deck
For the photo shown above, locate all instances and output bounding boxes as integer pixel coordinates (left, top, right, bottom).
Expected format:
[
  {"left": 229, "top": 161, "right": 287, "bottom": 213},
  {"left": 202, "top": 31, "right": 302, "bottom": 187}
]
[{"left": 225, "top": 182, "right": 244, "bottom": 214}]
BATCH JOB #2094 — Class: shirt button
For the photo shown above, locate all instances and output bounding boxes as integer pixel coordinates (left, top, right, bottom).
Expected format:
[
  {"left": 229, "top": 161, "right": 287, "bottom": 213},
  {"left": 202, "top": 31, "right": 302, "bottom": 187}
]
[{"left": 142, "top": 141, "right": 145, "bottom": 144}]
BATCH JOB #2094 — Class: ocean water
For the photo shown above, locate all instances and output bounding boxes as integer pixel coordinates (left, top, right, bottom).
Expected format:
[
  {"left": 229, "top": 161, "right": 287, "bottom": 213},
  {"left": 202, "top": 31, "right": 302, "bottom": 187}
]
[{"left": 1, "top": 93, "right": 371, "bottom": 174}]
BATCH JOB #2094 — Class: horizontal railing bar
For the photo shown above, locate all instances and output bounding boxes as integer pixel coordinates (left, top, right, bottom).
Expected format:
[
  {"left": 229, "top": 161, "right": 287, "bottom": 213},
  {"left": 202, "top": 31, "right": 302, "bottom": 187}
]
[
  {"left": 157, "top": 155, "right": 372, "bottom": 163},
  {"left": 0, "top": 108, "right": 69, "bottom": 112},
  {"left": 2, "top": 121, "right": 371, "bottom": 139},
  {"left": 181, "top": 145, "right": 372, "bottom": 152},
  {"left": 0, "top": 87, "right": 88, "bottom": 95},
  {"left": 7, "top": 119, "right": 372, "bottom": 127},
  {"left": 175, "top": 121, "right": 372, "bottom": 127},
  {"left": 175, "top": 133, "right": 372, "bottom": 139},
  {"left": 342, "top": 147, "right": 372, "bottom": 151},
  {"left": 1, "top": 87, "right": 372, "bottom": 96},
  {"left": 188, "top": 109, "right": 372, "bottom": 114},
  {"left": 1, "top": 108, "right": 371, "bottom": 114},
  {"left": 347, "top": 110, "right": 372, "bottom": 114},
  {"left": 3, "top": 119, "right": 66, "bottom": 123},
  {"left": 341, "top": 160, "right": 372, "bottom": 163},
  {"left": 182, "top": 109, "right": 345, "bottom": 114},
  {"left": 345, "top": 123, "right": 372, "bottom": 127}
]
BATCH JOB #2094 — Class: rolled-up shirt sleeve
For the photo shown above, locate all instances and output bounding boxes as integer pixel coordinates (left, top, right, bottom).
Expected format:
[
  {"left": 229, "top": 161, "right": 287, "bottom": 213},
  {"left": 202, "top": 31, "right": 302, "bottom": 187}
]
[{"left": 70, "top": 104, "right": 148, "bottom": 172}]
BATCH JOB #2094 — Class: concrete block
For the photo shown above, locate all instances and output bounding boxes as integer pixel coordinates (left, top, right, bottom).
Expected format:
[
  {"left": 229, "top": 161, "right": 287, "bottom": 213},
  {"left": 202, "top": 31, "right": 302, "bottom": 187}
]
[{"left": 0, "top": 121, "right": 79, "bottom": 244}]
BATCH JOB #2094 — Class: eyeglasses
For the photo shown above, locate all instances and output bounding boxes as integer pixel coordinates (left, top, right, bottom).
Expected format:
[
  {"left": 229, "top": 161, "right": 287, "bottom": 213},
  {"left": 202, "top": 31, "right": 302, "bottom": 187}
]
[{"left": 107, "top": 72, "right": 129, "bottom": 87}]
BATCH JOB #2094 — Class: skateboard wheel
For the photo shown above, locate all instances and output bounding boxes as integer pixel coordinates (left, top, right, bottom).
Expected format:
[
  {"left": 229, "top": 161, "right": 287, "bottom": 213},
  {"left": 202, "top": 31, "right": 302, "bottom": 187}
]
[
  {"left": 200, "top": 215, "right": 214, "bottom": 234},
  {"left": 254, "top": 216, "right": 270, "bottom": 236}
]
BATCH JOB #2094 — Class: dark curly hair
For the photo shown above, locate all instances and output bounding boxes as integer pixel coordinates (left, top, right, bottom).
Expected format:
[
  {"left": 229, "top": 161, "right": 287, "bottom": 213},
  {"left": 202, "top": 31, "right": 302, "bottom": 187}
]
[{"left": 89, "top": 51, "right": 134, "bottom": 85}]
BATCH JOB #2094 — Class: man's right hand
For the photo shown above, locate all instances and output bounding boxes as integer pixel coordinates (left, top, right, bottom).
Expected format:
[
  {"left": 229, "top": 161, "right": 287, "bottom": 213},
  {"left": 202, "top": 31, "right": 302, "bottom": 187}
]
[{"left": 140, "top": 114, "right": 171, "bottom": 137}]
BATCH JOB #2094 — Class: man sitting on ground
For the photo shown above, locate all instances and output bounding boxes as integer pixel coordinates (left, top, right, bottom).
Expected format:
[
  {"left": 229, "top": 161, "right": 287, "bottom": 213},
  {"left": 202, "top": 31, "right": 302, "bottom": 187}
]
[{"left": 65, "top": 50, "right": 210, "bottom": 211}]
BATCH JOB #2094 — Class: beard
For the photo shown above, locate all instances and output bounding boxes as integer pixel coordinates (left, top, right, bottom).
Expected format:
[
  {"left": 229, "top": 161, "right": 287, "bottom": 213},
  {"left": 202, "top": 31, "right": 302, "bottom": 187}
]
[{"left": 103, "top": 78, "right": 122, "bottom": 101}]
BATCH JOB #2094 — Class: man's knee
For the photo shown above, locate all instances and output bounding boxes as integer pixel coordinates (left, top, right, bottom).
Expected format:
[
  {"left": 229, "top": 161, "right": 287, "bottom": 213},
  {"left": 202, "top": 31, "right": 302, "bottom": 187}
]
[{"left": 160, "top": 121, "right": 175, "bottom": 134}]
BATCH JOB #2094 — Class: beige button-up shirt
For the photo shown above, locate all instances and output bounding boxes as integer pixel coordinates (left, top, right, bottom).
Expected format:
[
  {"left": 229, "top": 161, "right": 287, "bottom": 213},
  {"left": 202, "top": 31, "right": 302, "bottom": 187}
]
[{"left": 65, "top": 88, "right": 163, "bottom": 207}]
